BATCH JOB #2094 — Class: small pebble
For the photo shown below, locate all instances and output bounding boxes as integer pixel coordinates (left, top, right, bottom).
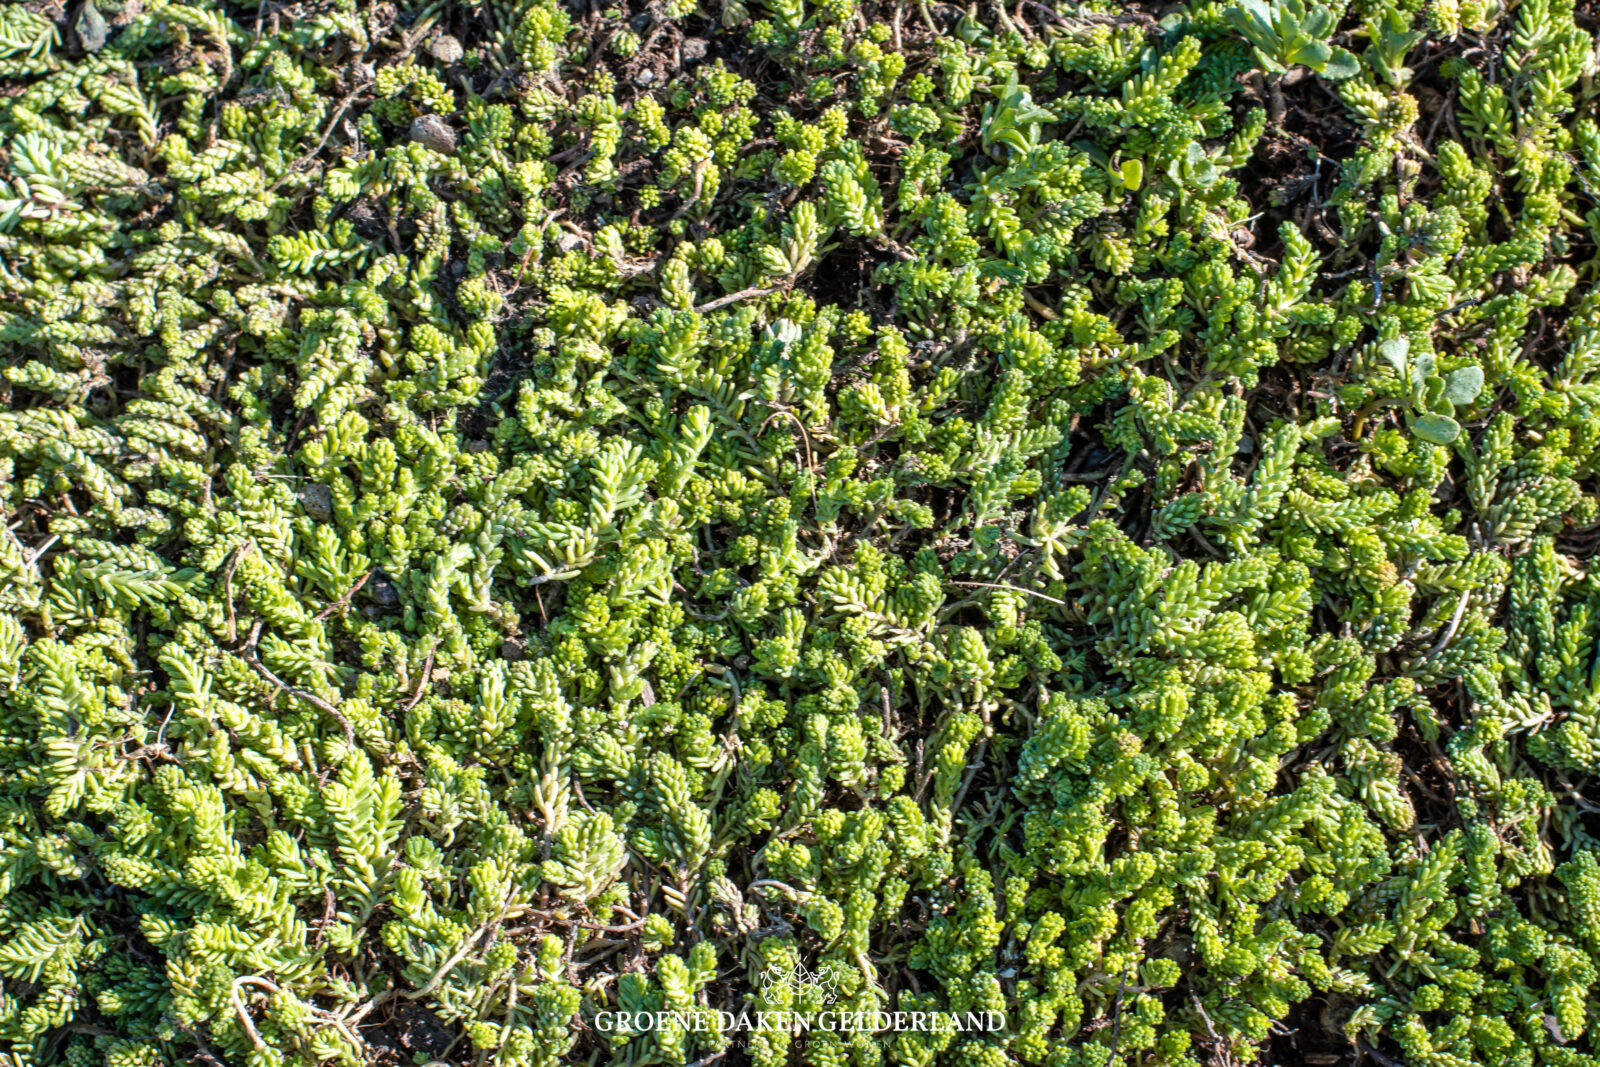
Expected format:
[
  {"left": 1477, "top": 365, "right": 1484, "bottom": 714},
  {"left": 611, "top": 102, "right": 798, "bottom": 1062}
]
[
  {"left": 298, "top": 483, "right": 334, "bottom": 523},
  {"left": 76, "top": 2, "right": 108, "bottom": 51},
  {"left": 680, "top": 37, "right": 708, "bottom": 62},
  {"left": 409, "top": 114, "right": 456, "bottom": 155},
  {"left": 369, "top": 572, "right": 402, "bottom": 608},
  {"left": 428, "top": 34, "right": 463, "bottom": 64},
  {"left": 633, "top": 68, "right": 657, "bottom": 87}
]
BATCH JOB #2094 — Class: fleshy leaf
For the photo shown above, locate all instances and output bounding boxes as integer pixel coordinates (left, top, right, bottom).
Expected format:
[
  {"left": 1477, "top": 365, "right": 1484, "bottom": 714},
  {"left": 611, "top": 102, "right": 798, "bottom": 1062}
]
[
  {"left": 1412, "top": 413, "right": 1462, "bottom": 445},
  {"left": 1320, "top": 46, "right": 1361, "bottom": 79},
  {"left": 1378, "top": 338, "right": 1409, "bottom": 377},
  {"left": 1444, "top": 365, "right": 1485, "bottom": 406}
]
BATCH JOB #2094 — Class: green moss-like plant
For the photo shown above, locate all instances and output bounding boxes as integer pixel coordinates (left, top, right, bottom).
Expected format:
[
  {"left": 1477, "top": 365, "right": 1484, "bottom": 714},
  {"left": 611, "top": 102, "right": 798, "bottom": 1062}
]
[{"left": 1, "top": 0, "right": 1599, "bottom": 1065}]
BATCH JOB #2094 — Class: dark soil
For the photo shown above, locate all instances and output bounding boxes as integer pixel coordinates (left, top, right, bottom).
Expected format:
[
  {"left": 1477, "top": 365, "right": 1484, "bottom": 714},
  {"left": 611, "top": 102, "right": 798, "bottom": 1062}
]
[
  {"left": 361, "top": 999, "right": 458, "bottom": 1066},
  {"left": 1263, "top": 995, "right": 1363, "bottom": 1067}
]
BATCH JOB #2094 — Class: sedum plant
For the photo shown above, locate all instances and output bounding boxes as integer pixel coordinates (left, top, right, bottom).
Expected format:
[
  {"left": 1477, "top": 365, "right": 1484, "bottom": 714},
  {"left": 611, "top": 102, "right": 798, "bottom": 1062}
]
[{"left": 0, "top": 0, "right": 1597, "bottom": 1065}]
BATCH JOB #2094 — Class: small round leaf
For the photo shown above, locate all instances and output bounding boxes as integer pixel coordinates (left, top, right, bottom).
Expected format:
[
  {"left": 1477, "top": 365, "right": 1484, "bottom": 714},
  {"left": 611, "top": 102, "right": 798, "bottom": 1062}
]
[
  {"left": 1411, "top": 414, "right": 1461, "bottom": 445},
  {"left": 1443, "top": 365, "right": 1485, "bottom": 406}
]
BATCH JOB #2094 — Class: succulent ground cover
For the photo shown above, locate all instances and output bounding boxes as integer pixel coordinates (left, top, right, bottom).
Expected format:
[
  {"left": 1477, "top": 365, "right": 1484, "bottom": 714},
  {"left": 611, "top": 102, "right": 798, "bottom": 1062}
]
[{"left": 3, "top": 0, "right": 1600, "bottom": 1064}]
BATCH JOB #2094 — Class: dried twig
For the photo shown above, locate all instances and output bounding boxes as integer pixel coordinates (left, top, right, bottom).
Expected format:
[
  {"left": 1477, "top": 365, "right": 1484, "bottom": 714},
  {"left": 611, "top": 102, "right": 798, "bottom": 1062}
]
[
  {"left": 948, "top": 740, "right": 988, "bottom": 816},
  {"left": 222, "top": 542, "right": 255, "bottom": 645},
  {"left": 758, "top": 406, "right": 822, "bottom": 515},
  {"left": 311, "top": 885, "right": 337, "bottom": 946},
  {"left": 241, "top": 649, "right": 356, "bottom": 749},
  {"left": 267, "top": 81, "right": 375, "bottom": 194},
  {"left": 24, "top": 533, "right": 57, "bottom": 566},
  {"left": 183, "top": 1025, "right": 228, "bottom": 1067},
  {"left": 230, "top": 978, "right": 268, "bottom": 1050},
  {"left": 943, "top": 580, "right": 1066, "bottom": 605},
  {"left": 572, "top": 775, "right": 598, "bottom": 814},
  {"left": 912, "top": 739, "right": 932, "bottom": 804},
  {"left": 1421, "top": 588, "right": 1473, "bottom": 664},
  {"left": 1189, "top": 993, "right": 1231, "bottom": 1066},
  {"left": 1105, "top": 969, "right": 1130, "bottom": 1067},
  {"left": 1025, "top": 1, "right": 1158, "bottom": 29},
  {"left": 694, "top": 286, "right": 775, "bottom": 314},
  {"left": 402, "top": 641, "right": 438, "bottom": 713},
  {"left": 346, "top": 899, "right": 512, "bottom": 1025},
  {"left": 314, "top": 570, "right": 374, "bottom": 621},
  {"left": 562, "top": 914, "right": 648, "bottom": 934}
]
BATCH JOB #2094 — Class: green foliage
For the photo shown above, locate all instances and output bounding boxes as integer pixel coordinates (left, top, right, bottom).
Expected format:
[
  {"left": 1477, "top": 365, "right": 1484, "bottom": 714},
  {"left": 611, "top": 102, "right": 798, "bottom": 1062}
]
[
  {"left": 1, "top": 0, "right": 1599, "bottom": 1066},
  {"left": 1375, "top": 336, "right": 1486, "bottom": 444},
  {"left": 1225, "top": 0, "right": 1361, "bottom": 78}
]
